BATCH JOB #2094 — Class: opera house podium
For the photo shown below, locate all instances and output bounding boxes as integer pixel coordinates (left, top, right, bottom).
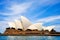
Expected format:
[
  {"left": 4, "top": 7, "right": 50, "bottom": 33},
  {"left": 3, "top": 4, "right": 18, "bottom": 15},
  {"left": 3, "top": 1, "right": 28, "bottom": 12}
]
[{"left": 4, "top": 27, "right": 60, "bottom": 36}]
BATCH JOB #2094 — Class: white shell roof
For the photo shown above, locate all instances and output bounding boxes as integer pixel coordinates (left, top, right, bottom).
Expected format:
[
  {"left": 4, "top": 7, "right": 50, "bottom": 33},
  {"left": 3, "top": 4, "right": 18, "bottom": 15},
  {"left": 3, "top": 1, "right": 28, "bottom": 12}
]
[
  {"left": 8, "top": 22, "right": 16, "bottom": 28},
  {"left": 42, "top": 26, "right": 55, "bottom": 31},
  {"left": 27, "top": 23, "right": 43, "bottom": 30},
  {"left": 8, "top": 16, "right": 55, "bottom": 31},
  {"left": 33, "top": 23, "right": 43, "bottom": 31},
  {"left": 27, "top": 25, "right": 38, "bottom": 30},
  {"left": 20, "top": 16, "right": 32, "bottom": 30},
  {"left": 14, "top": 19, "right": 23, "bottom": 29}
]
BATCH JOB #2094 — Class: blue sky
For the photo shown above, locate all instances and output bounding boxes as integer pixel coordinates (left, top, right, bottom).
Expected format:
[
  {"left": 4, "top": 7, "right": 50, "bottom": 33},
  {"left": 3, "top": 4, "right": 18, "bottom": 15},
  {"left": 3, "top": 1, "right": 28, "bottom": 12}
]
[{"left": 0, "top": 0, "right": 60, "bottom": 33}]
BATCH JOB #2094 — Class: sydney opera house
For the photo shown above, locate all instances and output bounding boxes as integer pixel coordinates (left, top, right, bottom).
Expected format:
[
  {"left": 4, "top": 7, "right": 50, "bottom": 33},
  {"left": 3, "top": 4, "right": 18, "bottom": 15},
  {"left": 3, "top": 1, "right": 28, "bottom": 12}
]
[{"left": 3, "top": 16, "right": 60, "bottom": 36}]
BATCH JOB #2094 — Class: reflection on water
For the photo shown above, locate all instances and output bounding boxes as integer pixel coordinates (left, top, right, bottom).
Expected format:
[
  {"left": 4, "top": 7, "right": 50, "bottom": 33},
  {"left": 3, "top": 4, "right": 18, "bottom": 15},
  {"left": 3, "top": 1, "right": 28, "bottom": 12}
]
[{"left": 0, "top": 36, "right": 60, "bottom": 40}]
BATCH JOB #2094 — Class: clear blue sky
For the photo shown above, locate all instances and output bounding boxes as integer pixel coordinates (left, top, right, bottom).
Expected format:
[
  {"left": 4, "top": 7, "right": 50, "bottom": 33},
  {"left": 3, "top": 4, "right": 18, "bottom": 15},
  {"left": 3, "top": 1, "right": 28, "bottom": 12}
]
[{"left": 0, "top": 0, "right": 60, "bottom": 33}]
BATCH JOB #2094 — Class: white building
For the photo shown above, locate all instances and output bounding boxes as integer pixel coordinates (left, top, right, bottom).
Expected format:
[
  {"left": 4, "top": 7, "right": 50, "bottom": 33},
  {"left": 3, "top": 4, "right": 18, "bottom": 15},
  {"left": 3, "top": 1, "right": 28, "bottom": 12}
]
[
  {"left": 42, "top": 26, "right": 55, "bottom": 32},
  {"left": 8, "top": 22, "right": 16, "bottom": 29},
  {"left": 8, "top": 16, "right": 55, "bottom": 31},
  {"left": 27, "top": 23, "right": 43, "bottom": 31},
  {"left": 14, "top": 19, "right": 23, "bottom": 29},
  {"left": 20, "top": 16, "right": 32, "bottom": 30}
]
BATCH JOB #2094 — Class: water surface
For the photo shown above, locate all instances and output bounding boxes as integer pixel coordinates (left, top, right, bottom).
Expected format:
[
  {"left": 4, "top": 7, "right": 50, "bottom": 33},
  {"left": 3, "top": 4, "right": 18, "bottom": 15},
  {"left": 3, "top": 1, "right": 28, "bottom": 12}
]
[{"left": 0, "top": 36, "right": 60, "bottom": 40}]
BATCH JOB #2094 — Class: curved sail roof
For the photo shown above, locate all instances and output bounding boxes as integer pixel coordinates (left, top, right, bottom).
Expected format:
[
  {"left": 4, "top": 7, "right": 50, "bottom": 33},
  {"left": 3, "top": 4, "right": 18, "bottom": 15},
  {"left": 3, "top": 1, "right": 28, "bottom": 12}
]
[
  {"left": 42, "top": 26, "right": 55, "bottom": 31},
  {"left": 14, "top": 19, "right": 23, "bottom": 29},
  {"left": 27, "top": 23, "right": 43, "bottom": 30},
  {"left": 27, "top": 25, "right": 38, "bottom": 30},
  {"left": 8, "top": 22, "right": 16, "bottom": 28},
  {"left": 20, "top": 16, "right": 32, "bottom": 30},
  {"left": 32, "top": 23, "right": 43, "bottom": 30}
]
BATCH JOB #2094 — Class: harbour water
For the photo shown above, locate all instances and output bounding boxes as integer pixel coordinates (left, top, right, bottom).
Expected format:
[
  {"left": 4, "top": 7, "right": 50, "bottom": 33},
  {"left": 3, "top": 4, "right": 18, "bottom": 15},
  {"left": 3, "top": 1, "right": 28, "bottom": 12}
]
[{"left": 0, "top": 36, "right": 60, "bottom": 40}]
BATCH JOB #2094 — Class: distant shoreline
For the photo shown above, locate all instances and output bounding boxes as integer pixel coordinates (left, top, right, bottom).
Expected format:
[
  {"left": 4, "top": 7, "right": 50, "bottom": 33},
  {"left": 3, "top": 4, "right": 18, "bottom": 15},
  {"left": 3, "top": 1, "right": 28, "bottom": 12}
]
[{"left": 0, "top": 34, "right": 60, "bottom": 36}]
